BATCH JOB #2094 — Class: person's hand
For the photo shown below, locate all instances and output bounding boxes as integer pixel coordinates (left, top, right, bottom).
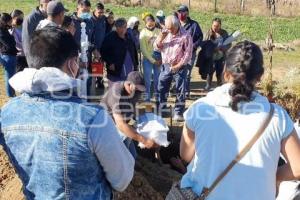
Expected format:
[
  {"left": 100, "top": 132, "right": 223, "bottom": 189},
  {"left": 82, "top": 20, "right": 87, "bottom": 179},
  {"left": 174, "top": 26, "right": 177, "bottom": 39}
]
[
  {"left": 142, "top": 138, "right": 159, "bottom": 149},
  {"left": 171, "top": 63, "right": 182, "bottom": 73},
  {"left": 93, "top": 50, "right": 101, "bottom": 62},
  {"left": 109, "top": 64, "right": 115, "bottom": 71},
  {"left": 158, "top": 29, "right": 169, "bottom": 42},
  {"left": 154, "top": 60, "right": 162, "bottom": 66},
  {"left": 161, "top": 29, "right": 169, "bottom": 38}
]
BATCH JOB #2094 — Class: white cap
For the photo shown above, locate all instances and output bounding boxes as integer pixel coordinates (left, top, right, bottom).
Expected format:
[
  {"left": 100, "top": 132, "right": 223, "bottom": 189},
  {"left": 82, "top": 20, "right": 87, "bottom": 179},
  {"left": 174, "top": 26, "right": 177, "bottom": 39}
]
[{"left": 156, "top": 10, "right": 165, "bottom": 17}]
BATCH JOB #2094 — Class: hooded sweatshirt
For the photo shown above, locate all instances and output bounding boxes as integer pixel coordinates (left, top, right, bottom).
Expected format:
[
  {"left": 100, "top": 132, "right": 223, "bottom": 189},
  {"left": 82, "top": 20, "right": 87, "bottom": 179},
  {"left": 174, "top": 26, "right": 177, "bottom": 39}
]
[{"left": 9, "top": 67, "right": 82, "bottom": 95}]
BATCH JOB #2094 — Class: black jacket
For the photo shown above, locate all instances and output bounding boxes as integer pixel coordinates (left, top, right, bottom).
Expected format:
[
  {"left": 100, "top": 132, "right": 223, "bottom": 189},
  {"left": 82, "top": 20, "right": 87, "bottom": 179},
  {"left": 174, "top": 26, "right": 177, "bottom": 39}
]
[
  {"left": 91, "top": 14, "right": 106, "bottom": 51},
  {"left": 195, "top": 40, "right": 216, "bottom": 80},
  {"left": 0, "top": 27, "right": 18, "bottom": 56},
  {"left": 100, "top": 31, "right": 138, "bottom": 77},
  {"left": 22, "top": 7, "right": 46, "bottom": 56},
  {"left": 183, "top": 17, "right": 203, "bottom": 51}
]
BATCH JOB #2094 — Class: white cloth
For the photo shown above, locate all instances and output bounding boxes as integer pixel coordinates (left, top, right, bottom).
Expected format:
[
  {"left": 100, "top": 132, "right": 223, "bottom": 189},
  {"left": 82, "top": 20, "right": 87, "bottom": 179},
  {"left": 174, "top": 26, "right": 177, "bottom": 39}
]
[
  {"left": 223, "top": 30, "right": 242, "bottom": 46},
  {"left": 181, "top": 83, "right": 294, "bottom": 200},
  {"left": 136, "top": 113, "right": 170, "bottom": 148}
]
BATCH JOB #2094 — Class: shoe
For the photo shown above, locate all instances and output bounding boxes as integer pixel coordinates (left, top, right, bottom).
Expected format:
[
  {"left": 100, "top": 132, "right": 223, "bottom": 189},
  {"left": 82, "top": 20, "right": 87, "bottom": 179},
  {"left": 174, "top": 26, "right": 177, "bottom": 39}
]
[
  {"left": 204, "top": 84, "right": 211, "bottom": 91},
  {"left": 173, "top": 114, "right": 184, "bottom": 122}
]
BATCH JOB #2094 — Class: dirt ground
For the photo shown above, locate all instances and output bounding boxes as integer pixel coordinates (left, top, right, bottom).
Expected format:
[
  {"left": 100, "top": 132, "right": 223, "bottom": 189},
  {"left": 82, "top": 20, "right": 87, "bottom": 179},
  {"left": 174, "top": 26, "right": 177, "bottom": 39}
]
[{"left": 0, "top": 47, "right": 299, "bottom": 199}]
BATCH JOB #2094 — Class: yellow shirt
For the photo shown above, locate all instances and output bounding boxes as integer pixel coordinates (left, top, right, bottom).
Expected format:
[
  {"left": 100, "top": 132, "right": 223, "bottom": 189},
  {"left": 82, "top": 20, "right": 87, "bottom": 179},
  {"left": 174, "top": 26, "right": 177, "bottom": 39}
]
[{"left": 139, "top": 27, "right": 160, "bottom": 64}]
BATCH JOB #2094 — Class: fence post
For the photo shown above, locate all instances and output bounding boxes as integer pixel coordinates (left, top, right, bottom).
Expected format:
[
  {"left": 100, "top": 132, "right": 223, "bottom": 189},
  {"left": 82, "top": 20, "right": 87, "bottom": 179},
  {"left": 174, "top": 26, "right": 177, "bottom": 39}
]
[
  {"left": 214, "top": 0, "right": 217, "bottom": 12},
  {"left": 240, "top": 0, "right": 245, "bottom": 13}
]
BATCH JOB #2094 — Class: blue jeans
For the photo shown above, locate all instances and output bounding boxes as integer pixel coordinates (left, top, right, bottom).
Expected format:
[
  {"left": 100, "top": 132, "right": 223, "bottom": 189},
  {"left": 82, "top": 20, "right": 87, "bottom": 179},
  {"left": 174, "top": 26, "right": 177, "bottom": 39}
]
[
  {"left": 0, "top": 55, "right": 16, "bottom": 97},
  {"left": 142, "top": 59, "right": 160, "bottom": 102},
  {"left": 186, "top": 52, "right": 197, "bottom": 95},
  {"left": 158, "top": 64, "right": 187, "bottom": 116}
]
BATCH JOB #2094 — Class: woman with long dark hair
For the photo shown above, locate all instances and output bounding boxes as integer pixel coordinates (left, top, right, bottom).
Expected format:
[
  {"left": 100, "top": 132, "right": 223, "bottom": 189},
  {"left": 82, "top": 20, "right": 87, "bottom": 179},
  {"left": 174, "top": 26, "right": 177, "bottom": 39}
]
[
  {"left": 0, "top": 13, "right": 18, "bottom": 97},
  {"left": 167, "top": 41, "right": 300, "bottom": 200}
]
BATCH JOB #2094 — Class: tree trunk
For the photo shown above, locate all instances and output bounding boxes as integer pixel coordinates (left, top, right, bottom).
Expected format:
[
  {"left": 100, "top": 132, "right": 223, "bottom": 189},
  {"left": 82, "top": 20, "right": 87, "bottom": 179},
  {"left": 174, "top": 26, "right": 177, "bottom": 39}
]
[
  {"left": 271, "top": 0, "right": 276, "bottom": 16},
  {"left": 214, "top": 0, "right": 218, "bottom": 13},
  {"left": 240, "top": 0, "right": 245, "bottom": 12},
  {"left": 266, "top": 0, "right": 276, "bottom": 16},
  {"left": 266, "top": 0, "right": 271, "bottom": 9}
]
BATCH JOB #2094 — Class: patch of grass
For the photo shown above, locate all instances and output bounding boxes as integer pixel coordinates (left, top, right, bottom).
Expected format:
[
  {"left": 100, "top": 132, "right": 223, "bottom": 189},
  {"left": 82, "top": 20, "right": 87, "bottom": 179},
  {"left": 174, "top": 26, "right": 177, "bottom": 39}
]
[{"left": 1, "top": 0, "right": 300, "bottom": 42}]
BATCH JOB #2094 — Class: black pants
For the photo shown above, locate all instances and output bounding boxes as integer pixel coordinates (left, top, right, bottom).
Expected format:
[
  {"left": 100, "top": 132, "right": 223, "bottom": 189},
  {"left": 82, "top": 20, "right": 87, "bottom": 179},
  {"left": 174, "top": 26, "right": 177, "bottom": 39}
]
[{"left": 207, "top": 58, "right": 225, "bottom": 86}]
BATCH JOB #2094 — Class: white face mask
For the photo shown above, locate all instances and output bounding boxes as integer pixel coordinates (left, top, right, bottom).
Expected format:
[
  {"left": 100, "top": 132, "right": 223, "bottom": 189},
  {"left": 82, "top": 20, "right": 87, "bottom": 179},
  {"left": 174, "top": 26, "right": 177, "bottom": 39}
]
[{"left": 68, "top": 59, "right": 79, "bottom": 79}]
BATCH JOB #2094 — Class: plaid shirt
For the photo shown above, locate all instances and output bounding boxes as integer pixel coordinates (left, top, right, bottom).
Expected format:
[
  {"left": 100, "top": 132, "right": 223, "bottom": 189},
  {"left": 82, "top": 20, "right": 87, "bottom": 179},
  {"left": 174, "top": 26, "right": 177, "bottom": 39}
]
[{"left": 154, "top": 28, "right": 193, "bottom": 66}]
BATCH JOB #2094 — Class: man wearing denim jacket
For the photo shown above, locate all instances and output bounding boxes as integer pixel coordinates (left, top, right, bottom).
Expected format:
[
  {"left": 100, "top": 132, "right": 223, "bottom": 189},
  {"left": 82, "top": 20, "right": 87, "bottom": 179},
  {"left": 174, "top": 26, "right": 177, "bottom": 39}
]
[{"left": 0, "top": 27, "right": 134, "bottom": 200}]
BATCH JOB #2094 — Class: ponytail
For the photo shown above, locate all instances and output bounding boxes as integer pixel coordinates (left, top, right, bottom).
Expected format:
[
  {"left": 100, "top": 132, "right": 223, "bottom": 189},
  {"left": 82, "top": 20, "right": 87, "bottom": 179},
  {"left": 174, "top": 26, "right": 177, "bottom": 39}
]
[{"left": 225, "top": 41, "right": 264, "bottom": 111}]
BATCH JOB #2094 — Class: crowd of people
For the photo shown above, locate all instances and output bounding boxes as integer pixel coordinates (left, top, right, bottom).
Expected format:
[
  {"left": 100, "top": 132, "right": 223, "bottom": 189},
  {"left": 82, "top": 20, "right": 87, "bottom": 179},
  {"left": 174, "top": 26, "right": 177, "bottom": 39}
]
[{"left": 1, "top": 0, "right": 300, "bottom": 200}]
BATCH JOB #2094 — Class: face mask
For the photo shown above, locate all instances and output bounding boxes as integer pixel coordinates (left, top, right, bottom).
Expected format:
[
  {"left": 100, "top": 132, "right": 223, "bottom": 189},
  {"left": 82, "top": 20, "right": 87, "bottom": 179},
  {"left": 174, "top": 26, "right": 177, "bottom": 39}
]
[
  {"left": 79, "top": 12, "right": 92, "bottom": 20},
  {"left": 16, "top": 18, "right": 23, "bottom": 26},
  {"left": 146, "top": 21, "right": 155, "bottom": 31},
  {"left": 178, "top": 13, "right": 187, "bottom": 21}
]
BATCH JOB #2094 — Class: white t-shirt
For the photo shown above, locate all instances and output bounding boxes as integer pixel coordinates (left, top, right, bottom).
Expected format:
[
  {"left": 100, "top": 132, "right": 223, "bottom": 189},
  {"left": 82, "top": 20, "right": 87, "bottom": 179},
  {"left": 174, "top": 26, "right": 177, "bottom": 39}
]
[{"left": 181, "top": 83, "right": 294, "bottom": 200}]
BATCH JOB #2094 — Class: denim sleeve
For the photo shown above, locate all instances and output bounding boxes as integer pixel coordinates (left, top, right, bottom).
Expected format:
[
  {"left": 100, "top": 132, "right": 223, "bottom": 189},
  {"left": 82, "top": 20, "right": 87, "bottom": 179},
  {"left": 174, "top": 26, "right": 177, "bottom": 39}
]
[{"left": 87, "top": 109, "right": 135, "bottom": 191}]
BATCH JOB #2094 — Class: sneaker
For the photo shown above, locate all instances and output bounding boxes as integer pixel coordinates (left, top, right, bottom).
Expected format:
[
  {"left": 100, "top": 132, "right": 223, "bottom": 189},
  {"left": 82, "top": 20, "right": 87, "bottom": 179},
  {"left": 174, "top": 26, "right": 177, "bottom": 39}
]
[{"left": 173, "top": 114, "right": 184, "bottom": 122}]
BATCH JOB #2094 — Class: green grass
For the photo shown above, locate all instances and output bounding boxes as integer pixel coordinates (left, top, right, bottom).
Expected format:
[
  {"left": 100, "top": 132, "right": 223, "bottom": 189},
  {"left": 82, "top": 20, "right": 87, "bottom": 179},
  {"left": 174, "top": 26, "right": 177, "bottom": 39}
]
[{"left": 1, "top": 0, "right": 300, "bottom": 42}]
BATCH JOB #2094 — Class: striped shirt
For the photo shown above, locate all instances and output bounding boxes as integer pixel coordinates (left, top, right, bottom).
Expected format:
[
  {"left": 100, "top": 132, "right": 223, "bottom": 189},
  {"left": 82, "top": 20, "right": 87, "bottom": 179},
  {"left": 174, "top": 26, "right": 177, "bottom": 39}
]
[{"left": 154, "top": 28, "right": 193, "bottom": 66}]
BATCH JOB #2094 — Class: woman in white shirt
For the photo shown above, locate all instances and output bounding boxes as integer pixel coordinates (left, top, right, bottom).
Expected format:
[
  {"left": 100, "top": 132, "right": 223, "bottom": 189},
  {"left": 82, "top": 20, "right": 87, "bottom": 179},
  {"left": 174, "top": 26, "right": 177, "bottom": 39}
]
[{"left": 178, "top": 41, "right": 300, "bottom": 200}]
